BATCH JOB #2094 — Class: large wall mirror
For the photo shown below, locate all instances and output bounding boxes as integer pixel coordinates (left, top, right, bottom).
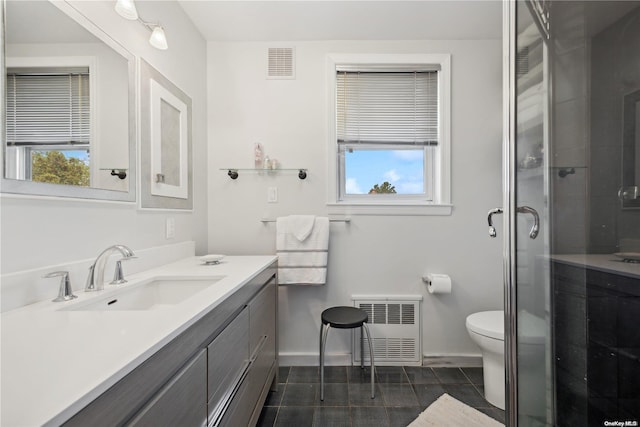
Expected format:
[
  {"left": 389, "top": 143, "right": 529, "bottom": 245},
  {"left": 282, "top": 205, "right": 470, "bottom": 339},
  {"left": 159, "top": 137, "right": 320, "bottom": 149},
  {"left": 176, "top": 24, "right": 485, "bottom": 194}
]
[
  {"left": 622, "top": 88, "right": 640, "bottom": 209},
  {"left": 1, "top": 0, "right": 136, "bottom": 202}
]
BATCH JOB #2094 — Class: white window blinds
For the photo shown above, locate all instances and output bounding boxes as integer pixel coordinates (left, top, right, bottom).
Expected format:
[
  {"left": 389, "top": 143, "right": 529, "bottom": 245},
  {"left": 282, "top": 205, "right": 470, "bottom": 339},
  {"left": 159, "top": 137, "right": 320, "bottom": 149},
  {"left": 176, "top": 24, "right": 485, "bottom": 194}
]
[
  {"left": 5, "top": 68, "right": 90, "bottom": 146},
  {"left": 336, "top": 70, "right": 438, "bottom": 145}
]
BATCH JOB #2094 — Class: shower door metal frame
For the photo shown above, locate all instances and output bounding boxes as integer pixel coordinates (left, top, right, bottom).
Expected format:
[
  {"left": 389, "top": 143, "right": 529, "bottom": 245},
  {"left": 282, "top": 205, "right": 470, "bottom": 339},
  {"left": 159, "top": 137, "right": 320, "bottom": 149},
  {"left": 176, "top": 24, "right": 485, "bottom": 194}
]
[{"left": 502, "top": 1, "right": 518, "bottom": 425}]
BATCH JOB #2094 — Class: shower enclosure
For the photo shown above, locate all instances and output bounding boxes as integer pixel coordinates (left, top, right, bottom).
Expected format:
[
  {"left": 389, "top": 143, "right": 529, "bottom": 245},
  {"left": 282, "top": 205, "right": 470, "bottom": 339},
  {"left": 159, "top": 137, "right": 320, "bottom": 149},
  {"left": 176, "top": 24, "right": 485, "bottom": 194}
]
[{"left": 505, "top": 1, "right": 640, "bottom": 426}]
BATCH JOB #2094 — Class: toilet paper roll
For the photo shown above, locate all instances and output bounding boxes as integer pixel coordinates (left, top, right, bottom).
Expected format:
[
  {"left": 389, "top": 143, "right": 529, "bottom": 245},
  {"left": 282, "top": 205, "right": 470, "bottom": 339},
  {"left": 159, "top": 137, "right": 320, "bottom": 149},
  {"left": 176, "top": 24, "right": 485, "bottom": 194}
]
[{"left": 425, "top": 273, "right": 452, "bottom": 294}]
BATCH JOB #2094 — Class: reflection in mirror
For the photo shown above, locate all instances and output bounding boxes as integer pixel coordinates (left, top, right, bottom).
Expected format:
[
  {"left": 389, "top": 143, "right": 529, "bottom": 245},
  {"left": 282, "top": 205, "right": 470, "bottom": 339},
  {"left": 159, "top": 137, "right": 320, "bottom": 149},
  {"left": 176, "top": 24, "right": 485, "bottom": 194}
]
[
  {"left": 2, "top": 0, "right": 136, "bottom": 201},
  {"left": 622, "top": 89, "right": 640, "bottom": 209}
]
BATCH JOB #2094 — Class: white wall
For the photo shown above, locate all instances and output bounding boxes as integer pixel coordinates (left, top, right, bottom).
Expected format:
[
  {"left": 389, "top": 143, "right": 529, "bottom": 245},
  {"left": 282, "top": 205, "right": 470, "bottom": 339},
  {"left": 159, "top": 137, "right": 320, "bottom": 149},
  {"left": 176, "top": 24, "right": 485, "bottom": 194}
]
[
  {"left": 207, "top": 40, "right": 503, "bottom": 360},
  {"left": 1, "top": 1, "right": 208, "bottom": 277}
]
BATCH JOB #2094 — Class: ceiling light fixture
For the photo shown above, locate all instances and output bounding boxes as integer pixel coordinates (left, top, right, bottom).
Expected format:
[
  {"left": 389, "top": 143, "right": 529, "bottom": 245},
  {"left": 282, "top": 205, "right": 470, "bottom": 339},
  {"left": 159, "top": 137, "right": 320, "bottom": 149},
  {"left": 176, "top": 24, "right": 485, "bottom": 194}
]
[
  {"left": 114, "top": 0, "right": 168, "bottom": 51},
  {"left": 145, "top": 24, "right": 169, "bottom": 50},
  {"left": 114, "top": 0, "right": 138, "bottom": 20}
]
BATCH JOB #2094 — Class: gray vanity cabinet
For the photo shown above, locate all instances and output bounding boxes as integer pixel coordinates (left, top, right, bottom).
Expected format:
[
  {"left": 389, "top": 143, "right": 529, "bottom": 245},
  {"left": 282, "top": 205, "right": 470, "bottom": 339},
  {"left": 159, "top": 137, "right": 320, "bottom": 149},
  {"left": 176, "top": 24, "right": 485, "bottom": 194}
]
[{"left": 63, "top": 262, "right": 277, "bottom": 427}]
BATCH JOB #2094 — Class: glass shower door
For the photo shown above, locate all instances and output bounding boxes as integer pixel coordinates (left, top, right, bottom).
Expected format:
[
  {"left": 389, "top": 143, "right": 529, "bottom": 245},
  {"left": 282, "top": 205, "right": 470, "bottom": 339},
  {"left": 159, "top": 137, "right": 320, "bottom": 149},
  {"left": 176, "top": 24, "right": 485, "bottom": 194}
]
[
  {"left": 514, "top": 2, "right": 551, "bottom": 426},
  {"left": 505, "top": 1, "right": 553, "bottom": 426}
]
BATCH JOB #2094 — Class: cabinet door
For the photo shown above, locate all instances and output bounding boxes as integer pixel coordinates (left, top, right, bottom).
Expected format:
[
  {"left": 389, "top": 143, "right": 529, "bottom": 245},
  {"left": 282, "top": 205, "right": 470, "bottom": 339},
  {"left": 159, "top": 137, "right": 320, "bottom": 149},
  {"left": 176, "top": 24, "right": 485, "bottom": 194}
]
[
  {"left": 249, "top": 278, "right": 276, "bottom": 358},
  {"left": 127, "top": 350, "right": 207, "bottom": 427}
]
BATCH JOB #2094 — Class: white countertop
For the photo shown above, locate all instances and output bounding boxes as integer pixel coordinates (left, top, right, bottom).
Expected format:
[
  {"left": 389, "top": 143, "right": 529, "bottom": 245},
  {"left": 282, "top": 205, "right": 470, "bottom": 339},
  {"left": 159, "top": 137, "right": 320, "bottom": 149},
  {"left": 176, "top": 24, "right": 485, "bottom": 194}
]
[
  {"left": 1, "top": 255, "right": 277, "bottom": 427},
  {"left": 550, "top": 254, "right": 640, "bottom": 279}
]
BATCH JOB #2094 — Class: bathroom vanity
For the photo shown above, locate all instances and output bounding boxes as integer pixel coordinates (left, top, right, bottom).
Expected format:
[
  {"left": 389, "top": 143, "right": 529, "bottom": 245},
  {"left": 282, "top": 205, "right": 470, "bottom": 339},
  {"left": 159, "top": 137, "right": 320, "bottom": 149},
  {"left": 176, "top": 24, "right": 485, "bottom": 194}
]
[
  {"left": 552, "top": 255, "right": 640, "bottom": 426},
  {"left": 1, "top": 256, "right": 278, "bottom": 427}
]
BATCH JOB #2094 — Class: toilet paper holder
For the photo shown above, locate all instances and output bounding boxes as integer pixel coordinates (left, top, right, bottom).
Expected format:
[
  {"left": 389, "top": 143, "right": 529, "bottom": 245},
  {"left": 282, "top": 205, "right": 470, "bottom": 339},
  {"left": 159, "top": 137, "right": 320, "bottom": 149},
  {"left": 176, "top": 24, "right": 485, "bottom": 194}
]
[{"left": 422, "top": 273, "right": 452, "bottom": 294}]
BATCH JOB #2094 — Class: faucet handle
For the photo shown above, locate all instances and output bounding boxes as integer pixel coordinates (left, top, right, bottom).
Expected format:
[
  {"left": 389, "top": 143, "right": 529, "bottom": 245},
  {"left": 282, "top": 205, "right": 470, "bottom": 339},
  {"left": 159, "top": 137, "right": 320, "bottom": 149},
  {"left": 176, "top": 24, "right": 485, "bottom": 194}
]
[
  {"left": 110, "top": 259, "right": 131, "bottom": 285},
  {"left": 43, "top": 271, "right": 77, "bottom": 302}
]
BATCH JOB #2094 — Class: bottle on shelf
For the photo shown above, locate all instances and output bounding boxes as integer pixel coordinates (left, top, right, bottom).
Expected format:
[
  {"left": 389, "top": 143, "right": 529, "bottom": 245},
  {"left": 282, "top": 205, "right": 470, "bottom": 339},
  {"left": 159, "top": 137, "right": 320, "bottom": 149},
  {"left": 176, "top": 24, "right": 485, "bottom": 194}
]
[{"left": 254, "top": 143, "right": 264, "bottom": 169}]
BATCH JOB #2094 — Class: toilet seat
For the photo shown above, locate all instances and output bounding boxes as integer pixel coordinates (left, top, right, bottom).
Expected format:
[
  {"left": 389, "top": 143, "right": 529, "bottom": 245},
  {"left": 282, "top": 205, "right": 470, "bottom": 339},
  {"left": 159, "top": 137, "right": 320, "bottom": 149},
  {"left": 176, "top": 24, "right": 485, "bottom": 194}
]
[{"left": 466, "top": 311, "right": 503, "bottom": 340}]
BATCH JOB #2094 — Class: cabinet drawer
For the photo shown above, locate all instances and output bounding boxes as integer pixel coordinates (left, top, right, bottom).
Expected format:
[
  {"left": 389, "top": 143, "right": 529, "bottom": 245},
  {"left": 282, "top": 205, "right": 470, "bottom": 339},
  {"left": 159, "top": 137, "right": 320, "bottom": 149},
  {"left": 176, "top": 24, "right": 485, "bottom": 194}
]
[
  {"left": 250, "top": 278, "right": 276, "bottom": 357},
  {"left": 127, "top": 350, "right": 207, "bottom": 427},
  {"left": 207, "top": 307, "right": 249, "bottom": 412}
]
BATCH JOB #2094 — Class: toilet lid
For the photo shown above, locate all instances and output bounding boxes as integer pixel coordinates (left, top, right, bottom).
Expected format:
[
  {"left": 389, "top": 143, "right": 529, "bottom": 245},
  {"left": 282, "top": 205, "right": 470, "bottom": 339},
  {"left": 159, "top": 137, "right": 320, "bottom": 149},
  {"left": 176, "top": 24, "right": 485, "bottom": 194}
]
[
  {"left": 466, "top": 310, "right": 546, "bottom": 343},
  {"left": 466, "top": 311, "right": 503, "bottom": 340}
]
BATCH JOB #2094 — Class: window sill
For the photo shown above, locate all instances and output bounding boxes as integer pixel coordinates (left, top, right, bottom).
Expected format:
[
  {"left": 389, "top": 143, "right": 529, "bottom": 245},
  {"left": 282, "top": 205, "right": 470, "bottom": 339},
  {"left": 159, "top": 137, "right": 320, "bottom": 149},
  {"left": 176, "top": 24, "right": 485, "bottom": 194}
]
[{"left": 327, "top": 202, "right": 453, "bottom": 216}]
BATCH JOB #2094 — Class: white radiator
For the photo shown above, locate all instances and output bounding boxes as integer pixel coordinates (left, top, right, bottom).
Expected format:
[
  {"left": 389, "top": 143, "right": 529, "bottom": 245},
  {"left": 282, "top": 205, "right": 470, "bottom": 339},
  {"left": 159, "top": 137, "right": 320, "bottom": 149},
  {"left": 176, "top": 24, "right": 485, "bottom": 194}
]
[{"left": 351, "top": 295, "right": 422, "bottom": 366}]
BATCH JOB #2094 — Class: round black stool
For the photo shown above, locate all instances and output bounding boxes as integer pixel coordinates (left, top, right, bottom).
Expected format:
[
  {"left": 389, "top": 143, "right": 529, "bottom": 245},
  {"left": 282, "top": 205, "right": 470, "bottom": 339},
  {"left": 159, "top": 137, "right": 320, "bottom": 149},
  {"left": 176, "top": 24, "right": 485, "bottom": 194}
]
[{"left": 319, "top": 306, "right": 375, "bottom": 400}]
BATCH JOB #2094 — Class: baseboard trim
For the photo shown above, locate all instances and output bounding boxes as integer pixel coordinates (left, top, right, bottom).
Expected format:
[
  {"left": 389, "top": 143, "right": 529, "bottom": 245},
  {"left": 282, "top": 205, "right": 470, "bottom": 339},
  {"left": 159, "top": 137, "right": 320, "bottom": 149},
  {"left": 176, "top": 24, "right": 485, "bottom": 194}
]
[
  {"left": 422, "top": 355, "right": 483, "bottom": 368},
  {"left": 278, "top": 352, "right": 484, "bottom": 368},
  {"left": 279, "top": 352, "right": 351, "bottom": 367}
]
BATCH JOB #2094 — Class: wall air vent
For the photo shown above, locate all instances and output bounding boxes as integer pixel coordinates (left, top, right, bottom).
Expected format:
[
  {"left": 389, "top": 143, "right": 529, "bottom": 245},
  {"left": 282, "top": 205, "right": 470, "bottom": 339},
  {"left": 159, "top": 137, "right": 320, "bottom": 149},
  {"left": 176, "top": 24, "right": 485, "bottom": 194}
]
[
  {"left": 352, "top": 295, "right": 422, "bottom": 366},
  {"left": 267, "top": 47, "right": 295, "bottom": 79}
]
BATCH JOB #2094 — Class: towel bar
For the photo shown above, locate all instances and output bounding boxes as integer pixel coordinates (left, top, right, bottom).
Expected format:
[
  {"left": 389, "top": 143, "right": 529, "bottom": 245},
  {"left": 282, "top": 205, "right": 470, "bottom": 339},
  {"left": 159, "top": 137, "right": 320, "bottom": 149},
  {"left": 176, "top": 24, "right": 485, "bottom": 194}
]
[{"left": 260, "top": 217, "right": 350, "bottom": 223}]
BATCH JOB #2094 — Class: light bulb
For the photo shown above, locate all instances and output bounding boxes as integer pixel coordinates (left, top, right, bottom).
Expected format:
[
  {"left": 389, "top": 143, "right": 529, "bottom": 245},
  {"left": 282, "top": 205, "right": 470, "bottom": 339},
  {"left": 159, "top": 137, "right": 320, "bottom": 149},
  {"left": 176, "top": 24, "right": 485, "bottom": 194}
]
[
  {"left": 115, "top": 0, "right": 138, "bottom": 20},
  {"left": 149, "top": 26, "right": 168, "bottom": 50}
]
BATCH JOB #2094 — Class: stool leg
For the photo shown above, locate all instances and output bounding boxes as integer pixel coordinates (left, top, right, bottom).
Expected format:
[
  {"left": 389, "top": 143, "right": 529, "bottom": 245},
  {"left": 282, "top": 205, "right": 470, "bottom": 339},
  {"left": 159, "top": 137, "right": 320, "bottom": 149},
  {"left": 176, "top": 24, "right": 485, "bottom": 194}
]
[
  {"left": 320, "top": 324, "right": 331, "bottom": 401},
  {"left": 319, "top": 322, "right": 323, "bottom": 370},
  {"left": 360, "top": 326, "right": 364, "bottom": 369},
  {"left": 362, "top": 322, "right": 375, "bottom": 398}
]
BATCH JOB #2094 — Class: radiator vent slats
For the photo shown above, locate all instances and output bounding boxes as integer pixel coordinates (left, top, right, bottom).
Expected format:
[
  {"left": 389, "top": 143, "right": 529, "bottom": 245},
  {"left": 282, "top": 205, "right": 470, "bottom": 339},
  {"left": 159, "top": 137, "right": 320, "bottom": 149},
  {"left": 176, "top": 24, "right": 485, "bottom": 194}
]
[{"left": 352, "top": 297, "right": 421, "bottom": 366}]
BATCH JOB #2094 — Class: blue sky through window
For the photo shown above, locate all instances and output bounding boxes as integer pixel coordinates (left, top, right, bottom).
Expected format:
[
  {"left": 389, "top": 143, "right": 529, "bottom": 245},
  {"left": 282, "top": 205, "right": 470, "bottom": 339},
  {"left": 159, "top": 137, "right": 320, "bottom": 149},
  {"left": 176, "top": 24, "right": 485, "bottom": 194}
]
[
  {"left": 63, "top": 150, "right": 90, "bottom": 163},
  {"left": 345, "top": 149, "right": 424, "bottom": 194}
]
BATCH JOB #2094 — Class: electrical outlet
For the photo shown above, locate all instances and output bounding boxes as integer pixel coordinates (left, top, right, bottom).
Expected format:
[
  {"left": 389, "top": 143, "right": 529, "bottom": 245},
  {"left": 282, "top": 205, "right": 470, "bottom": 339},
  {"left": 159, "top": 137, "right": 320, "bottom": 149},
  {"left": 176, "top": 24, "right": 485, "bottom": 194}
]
[
  {"left": 267, "top": 187, "right": 278, "bottom": 203},
  {"left": 165, "top": 217, "right": 175, "bottom": 239}
]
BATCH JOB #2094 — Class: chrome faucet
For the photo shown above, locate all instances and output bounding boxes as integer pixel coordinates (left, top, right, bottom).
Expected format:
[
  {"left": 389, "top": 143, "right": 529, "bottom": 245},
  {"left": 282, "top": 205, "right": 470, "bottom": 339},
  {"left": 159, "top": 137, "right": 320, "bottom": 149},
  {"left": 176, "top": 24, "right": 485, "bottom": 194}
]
[{"left": 85, "top": 245, "right": 136, "bottom": 291}]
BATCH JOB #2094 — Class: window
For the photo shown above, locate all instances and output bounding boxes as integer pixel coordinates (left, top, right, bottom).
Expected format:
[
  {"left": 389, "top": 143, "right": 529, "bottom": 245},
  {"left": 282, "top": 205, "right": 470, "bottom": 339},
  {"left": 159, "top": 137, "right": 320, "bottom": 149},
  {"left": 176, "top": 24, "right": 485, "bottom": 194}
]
[
  {"left": 5, "top": 67, "right": 91, "bottom": 186},
  {"left": 327, "top": 54, "right": 451, "bottom": 215}
]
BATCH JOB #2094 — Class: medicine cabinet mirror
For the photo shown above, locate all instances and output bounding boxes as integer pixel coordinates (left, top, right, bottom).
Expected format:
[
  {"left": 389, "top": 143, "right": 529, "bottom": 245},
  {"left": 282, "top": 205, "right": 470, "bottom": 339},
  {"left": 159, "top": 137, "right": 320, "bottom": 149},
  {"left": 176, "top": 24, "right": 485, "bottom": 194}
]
[
  {"left": 139, "top": 59, "right": 193, "bottom": 210},
  {"left": 1, "top": 0, "right": 136, "bottom": 202}
]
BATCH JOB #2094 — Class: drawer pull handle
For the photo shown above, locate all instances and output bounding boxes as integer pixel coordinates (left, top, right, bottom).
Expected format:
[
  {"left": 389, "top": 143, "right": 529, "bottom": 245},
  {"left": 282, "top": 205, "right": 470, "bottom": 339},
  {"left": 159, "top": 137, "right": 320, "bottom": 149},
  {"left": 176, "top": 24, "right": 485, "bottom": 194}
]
[{"left": 250, "top": 335, "right": 268, "bottom": 362}]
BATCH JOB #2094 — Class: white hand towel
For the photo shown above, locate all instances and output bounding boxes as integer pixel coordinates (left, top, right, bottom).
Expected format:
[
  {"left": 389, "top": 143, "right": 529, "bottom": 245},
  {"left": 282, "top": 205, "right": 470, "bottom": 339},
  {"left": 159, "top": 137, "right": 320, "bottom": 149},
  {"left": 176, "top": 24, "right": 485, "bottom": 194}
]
[
  {"left": 276, "top": 216, "right": 330, "bottom": 285},
  {"left": 286, "top": 215, "right": 316, "bottom": 242}
]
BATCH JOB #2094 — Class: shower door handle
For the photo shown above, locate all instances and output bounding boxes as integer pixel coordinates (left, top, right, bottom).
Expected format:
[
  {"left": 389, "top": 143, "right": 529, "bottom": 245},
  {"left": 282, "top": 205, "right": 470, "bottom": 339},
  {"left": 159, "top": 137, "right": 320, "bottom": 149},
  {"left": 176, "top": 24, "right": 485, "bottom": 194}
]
[
  {"left": 516, "top": 206, "right": 539, "bottom": 239},
  {"left": 618, "top": 186, "right": 639, "bottom": 201},
  {"left": 487, "top": 208, "right": 503, "bottom": 237},
  {"left": 487, "top": 206, "right": 539, "bottom": 239}
]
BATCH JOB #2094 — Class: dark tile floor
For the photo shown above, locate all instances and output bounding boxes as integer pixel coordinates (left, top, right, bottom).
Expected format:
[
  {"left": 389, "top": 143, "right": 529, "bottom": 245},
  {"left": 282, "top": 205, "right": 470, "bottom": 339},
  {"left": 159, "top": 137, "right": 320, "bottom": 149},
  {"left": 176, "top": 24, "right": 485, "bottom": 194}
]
[{"left": 257, "top": 365, "right": 505, "bottom": 427}]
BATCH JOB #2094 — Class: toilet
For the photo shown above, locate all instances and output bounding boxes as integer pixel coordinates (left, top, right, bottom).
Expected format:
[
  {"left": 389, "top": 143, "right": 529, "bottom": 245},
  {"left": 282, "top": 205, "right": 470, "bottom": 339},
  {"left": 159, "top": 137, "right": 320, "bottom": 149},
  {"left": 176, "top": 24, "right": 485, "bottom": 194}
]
[
  {"left": 466, "top": 310, "right": 505, "bottom": 410},
  {"left": 466, "top": 310, "right": 546, "bottom": 412}
]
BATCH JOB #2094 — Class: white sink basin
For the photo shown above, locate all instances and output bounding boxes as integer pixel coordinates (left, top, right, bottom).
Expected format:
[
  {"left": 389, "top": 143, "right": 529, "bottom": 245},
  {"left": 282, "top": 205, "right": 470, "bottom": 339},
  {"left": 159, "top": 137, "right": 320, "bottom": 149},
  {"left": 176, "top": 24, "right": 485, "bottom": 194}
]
[{"left": 63, "top": 276, "right": 225, "bottom": 311}]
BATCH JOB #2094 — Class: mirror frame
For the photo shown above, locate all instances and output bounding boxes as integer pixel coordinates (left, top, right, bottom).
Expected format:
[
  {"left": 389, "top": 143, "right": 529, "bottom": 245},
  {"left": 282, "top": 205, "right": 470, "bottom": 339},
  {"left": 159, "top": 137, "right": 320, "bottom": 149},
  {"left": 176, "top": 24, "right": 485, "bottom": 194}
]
[
  {"left": 0, "top": 0, "right": 136, "bottom": 202},
  {"left": 622, "top": 88, "right": 640, "bottom": 209}
]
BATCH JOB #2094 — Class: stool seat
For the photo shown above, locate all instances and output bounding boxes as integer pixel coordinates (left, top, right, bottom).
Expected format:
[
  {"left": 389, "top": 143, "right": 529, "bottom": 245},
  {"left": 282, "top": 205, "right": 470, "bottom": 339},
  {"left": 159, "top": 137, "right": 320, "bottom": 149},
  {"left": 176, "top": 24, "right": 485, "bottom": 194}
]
[{"left": 322, "top": 306, "right": 368, "bottom": 329}]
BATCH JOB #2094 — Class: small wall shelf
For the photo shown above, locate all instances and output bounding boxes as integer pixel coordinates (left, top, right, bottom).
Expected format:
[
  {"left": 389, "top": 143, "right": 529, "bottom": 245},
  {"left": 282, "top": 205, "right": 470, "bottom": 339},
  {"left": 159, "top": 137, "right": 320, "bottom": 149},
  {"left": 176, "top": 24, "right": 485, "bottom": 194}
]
[
  {"left": 100, "top": 168, "right": 128, "bottom": 179},
  {"left": 221, "top": 168, "right": 308, "bottom": 180}
]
